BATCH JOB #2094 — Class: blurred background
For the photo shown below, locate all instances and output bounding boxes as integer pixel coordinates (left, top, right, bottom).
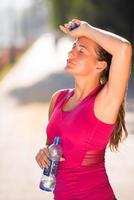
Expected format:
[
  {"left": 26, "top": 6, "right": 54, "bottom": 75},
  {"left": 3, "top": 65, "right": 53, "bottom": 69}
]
[{"left": 0, "top": 0, "right": 133, "bottom": 199}]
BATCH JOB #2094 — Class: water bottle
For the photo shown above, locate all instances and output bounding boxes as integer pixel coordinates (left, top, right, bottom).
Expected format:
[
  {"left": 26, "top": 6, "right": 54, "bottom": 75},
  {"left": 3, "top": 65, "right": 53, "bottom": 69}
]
[
  {"left": 39, "top": 136, "right": 62, "bottom": 192},
  {"left": 69, "top": 22, "right": 79, "bottom": 31}
]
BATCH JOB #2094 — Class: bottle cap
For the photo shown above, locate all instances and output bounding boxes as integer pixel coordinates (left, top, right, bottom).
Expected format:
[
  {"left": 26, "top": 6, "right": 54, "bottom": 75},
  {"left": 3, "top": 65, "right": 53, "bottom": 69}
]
[
  {"left": 69, "top": 23, "right": 79, "bottom": 31},
  {"left": 54, "top": 136, "right": 60, "bottom": 145}
]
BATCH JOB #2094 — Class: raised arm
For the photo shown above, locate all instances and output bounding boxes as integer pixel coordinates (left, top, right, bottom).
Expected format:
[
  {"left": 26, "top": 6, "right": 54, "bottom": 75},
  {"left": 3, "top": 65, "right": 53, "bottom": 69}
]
[
  {"left": 60, "top": 19, "right": 132, "bottom": 105},
  {"left": 83, "top": 22, "right": 132, "bottom": 104}
]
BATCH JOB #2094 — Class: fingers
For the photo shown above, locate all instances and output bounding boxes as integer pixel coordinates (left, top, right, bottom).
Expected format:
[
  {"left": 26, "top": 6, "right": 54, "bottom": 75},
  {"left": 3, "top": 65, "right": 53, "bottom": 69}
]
[
  {"left": 35, "top": 146, "right": 66, "bottom": 170},
  {"left": 59, "top": 25, "right": 70, "bottom": 34},
  {"left": 72, "top": 18, "right": 81, "bottom": 25},
  {"left": 59, "top": 19, "right": 81, "bottom": 35},
  {"left": 41, "top": 147, "right": 49, "bottom": 158},
  {"left": 35, "top": 147, "right": 50, "bottom": 169},
  {"left": 39, "top": 154, "right": 47, "bottom": 169},
  {"left": 60, "top": 157, "right": 65, "bottom": 162},
  {"left": 64, "top": 23, "right": 70, "bottom": 29}
]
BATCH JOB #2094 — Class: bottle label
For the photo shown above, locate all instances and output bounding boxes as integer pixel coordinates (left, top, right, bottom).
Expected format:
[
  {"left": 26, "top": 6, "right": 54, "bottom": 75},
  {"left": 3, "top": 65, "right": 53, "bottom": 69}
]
[{"left": 43, "top": 160, "right": 59, "bottom": 176}]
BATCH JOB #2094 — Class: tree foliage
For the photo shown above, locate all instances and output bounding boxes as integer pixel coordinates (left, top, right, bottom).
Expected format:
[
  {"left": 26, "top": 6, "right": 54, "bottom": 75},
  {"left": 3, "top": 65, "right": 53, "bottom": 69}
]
[{"left": 47, "top": 0, "right": 133, "bottom": 44}]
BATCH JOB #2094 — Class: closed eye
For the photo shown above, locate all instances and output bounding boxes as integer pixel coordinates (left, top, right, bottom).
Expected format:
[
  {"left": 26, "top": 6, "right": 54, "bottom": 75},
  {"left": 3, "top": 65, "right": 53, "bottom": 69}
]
[{"left": 79, "top": 48, "right": 85, "bottom": 53}]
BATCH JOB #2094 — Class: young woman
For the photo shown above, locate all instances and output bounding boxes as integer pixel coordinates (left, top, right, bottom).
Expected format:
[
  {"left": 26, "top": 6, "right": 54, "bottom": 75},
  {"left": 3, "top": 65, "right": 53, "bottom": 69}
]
[{"left": 35, "top": 19, "right": 132, "bottom": 200}]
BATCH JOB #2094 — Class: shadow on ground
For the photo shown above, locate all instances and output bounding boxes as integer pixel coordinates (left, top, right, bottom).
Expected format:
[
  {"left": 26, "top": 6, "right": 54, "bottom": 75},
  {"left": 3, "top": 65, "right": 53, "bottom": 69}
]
[{"left": 8, "top": 71, "right": 74, "bottom": 105}]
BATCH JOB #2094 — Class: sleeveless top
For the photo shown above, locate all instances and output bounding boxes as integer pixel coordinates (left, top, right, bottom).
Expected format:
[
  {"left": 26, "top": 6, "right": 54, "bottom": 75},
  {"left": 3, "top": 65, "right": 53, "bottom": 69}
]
[{"left": 46, "top": 84, "right": 116, "bottom": 200}]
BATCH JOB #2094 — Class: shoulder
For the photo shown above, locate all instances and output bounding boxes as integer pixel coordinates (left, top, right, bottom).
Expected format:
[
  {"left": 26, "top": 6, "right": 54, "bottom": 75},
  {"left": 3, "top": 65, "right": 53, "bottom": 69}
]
[
  {"left": 48, "top": 88, "right": 69, "bottom": 119},
  {"left": 51, "top": 88, "right": 69, "bottom": 104}
]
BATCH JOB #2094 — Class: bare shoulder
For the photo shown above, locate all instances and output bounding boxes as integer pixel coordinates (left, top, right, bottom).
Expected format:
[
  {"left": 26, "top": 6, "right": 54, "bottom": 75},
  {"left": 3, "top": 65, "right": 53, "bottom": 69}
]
[
  {"left": 94, "top": 84, "right": 122, "bottom": 124},
  {"left": 46, "top": 89, "right": 68, "bottom": 146},
  {"left": 48, "top": 89, "right": 68, "bottom": 120}
]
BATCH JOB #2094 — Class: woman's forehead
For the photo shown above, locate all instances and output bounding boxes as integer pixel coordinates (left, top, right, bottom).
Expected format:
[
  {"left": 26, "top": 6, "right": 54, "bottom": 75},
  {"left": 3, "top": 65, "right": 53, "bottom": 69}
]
[
  {"left": 73, "top": 37, "right": 97, "bottom": 54},
  {"left": 74, "top": 37, "right": 97, "bottom": 50}
]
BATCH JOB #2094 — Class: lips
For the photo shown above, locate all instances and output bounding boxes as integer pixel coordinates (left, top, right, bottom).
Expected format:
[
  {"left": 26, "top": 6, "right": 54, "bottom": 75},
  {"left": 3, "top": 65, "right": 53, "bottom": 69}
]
[{"left": 67, "top": 59, "right": 75, "bottom": 65}]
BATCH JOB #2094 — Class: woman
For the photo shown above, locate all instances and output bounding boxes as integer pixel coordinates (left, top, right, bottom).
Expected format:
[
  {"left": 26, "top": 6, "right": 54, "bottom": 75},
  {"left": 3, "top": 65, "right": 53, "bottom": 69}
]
[{"left": 35, "top": 19, "right": 132, "bottom": 200}]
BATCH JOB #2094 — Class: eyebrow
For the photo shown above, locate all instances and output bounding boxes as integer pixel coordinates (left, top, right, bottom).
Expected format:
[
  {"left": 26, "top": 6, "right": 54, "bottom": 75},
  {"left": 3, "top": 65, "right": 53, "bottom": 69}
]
[{"left": 73, "top": 42, "right": 89, "bottom": 51}]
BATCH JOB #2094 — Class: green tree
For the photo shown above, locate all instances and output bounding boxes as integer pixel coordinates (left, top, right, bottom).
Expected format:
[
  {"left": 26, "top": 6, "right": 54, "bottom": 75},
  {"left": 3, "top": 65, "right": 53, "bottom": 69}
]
[
  {"left": 47, "top": 0, "right": 133, "bottom": 44},
  {"left": 47, "top": 0, "right": 97, "bottom": 29}
]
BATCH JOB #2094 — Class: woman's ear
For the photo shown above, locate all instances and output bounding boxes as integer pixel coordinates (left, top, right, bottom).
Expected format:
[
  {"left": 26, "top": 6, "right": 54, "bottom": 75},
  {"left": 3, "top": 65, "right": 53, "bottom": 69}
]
[{"left": 96, "top": 60, "right": 107, "bottom": 72}]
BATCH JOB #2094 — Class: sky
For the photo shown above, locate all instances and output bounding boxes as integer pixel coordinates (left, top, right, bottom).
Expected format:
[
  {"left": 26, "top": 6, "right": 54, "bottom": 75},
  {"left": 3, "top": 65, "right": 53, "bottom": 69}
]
[{"left": 0, "top": 0, "right": 32, "bottom": 11}]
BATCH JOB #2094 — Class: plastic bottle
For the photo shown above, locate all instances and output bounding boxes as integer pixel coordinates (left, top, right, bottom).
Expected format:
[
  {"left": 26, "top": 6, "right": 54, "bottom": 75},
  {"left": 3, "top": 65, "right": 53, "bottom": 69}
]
[
  {"left": 39, "top": 136, "right": 62, "bottom": 192},
  {"left": 69, "top": 22, "right": 79, "bottom": 31}
]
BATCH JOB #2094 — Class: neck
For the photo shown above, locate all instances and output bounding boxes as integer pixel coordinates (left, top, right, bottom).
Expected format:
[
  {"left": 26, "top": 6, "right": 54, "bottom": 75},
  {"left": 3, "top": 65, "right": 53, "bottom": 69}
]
[{"left": 73, "top": 77, "right": 101, "bottom": 101}]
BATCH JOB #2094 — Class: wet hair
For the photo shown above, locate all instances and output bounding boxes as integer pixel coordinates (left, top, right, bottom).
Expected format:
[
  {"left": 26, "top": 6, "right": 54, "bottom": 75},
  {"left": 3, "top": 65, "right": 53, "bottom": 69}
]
[{"left": 95, "top": 45, "right": 128, "bottom": 151}]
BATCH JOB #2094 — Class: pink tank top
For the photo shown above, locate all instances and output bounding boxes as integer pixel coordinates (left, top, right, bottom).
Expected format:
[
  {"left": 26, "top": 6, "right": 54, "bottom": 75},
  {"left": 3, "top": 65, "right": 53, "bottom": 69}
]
[{"left": 46, "top": 84, "right": 116, "bottom": 200}]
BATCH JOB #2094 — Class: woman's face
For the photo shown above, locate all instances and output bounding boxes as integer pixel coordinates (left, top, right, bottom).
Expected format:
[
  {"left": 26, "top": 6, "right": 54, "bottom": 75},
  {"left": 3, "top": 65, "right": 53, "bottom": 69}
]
[{"left": 65, "top": 37, "right": 99, "bottom": 76}]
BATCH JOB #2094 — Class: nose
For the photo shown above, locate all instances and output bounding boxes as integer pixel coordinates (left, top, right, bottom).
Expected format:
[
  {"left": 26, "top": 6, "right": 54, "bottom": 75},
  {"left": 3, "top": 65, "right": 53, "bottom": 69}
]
[
  {"left": 68, "top": 49, "right": 75, "bottom": 59},
  {"left": 68, "top": 51, "right": 72, "bottom": 58}
]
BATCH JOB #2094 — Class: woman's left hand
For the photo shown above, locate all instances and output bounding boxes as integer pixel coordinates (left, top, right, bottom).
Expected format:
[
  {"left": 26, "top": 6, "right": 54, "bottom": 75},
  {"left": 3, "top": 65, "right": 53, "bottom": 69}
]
[{"left": 59, "top": 18, "right": 90, "bottom": 38}]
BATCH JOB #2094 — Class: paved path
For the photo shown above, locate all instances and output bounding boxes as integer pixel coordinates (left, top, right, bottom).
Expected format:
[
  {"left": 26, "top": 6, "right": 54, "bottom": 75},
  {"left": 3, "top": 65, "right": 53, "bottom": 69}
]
[{"left": 0, "top": 35, "right": 134, "bottom": 200}]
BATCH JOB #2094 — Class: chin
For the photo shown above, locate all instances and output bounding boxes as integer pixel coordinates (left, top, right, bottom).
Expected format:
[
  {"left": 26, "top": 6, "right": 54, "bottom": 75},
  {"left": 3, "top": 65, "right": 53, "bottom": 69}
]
[
  {"left": 64, "top": 65, "right": 73, "bottom": 73},
  {"left": 64, "top": 64, "right": 70, "bottom": 70}
]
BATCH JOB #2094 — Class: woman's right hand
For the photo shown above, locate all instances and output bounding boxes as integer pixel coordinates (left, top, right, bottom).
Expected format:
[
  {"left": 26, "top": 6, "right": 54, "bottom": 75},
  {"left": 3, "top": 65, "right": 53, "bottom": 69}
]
[
  {"left": 59, "top": 18, "right": 90, "bottom": 39},
  {"left": 35, "top": 146, "right": 50, "bottom": 169},
  {"left": 35, "top": 146, "right": 65, "bottom": 169}
]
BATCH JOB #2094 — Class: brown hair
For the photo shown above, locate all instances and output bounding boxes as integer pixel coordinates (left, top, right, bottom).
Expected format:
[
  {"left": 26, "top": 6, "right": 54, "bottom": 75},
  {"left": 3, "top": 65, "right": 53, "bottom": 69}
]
[{"left": 95, "top": 45, "right": 128, "bottom": 152}]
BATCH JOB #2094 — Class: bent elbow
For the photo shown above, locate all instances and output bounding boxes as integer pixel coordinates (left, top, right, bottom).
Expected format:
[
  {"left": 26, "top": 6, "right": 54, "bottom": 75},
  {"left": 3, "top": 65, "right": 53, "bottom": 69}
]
[{"left": 122, "top": 40, "right": 132, "bottom": 55}]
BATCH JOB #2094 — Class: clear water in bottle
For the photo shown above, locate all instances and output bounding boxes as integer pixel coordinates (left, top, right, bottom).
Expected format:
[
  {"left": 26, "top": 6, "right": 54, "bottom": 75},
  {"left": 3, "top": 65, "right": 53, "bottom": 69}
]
[{"left": 39, "top": 136, "right": 62, "bottom": 192}]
